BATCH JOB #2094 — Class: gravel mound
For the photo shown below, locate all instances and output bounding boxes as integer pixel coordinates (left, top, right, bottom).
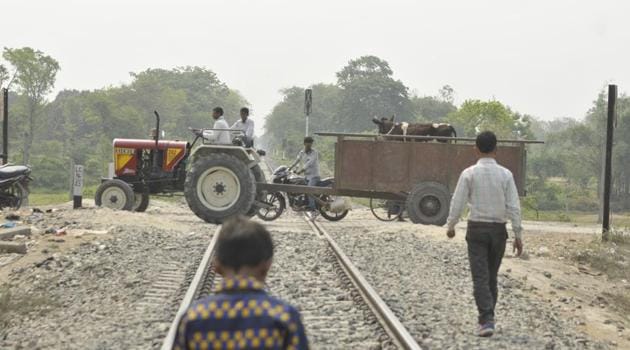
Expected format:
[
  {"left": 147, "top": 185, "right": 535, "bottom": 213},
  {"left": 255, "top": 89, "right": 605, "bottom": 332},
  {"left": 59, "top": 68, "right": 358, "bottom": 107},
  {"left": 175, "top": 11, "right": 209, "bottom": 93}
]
[{"left": 1, "top": 204, "right": 211, "bottom": 350}]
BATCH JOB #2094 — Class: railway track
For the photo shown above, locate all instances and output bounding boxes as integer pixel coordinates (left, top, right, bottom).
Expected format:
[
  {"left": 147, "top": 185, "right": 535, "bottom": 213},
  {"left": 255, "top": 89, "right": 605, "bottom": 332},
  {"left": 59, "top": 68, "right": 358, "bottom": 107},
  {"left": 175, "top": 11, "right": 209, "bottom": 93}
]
[{"left": 160, "top": 215, "right": 421, "bottom": 350}]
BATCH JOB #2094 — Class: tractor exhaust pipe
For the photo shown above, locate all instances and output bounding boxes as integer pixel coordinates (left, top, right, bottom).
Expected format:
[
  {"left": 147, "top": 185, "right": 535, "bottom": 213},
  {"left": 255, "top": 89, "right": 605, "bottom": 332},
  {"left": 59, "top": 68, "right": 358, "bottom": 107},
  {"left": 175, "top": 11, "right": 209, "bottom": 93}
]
[
  {"left": 153, "top": 111, "right": 160, "bottom": 144},
  {"left": 153, "top": 111, "right": 161, "bottom": 172}
]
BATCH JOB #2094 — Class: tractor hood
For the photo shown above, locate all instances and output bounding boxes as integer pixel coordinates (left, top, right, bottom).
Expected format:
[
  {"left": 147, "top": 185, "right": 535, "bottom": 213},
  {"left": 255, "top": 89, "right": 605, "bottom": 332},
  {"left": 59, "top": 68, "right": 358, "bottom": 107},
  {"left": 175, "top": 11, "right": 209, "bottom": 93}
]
[
  {"left": 113, "top": 138, "right": 189, "bottom": 177},
  {"left": 113, "top": 139, "right": 188, "bottom": 150}
]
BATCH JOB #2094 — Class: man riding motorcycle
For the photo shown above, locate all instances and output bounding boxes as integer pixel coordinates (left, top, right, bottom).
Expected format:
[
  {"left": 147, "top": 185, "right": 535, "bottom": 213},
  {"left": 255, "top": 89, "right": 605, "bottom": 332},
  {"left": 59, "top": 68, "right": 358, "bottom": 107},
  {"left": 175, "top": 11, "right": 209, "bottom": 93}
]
[{"left": 289, "top": 136, "right": 320, "bottom": 219}]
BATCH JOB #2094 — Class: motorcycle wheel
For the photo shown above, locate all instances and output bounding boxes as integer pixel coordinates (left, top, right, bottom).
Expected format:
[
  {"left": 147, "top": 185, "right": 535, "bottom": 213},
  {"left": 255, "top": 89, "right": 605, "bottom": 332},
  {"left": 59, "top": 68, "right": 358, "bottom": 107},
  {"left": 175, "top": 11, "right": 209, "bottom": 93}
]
[
  {"left": 256, "top": 192, "right": 285, "bottom": 221},
  {"left": 4, "top": 182, "right": 27, "bottom": 210},
  {"left": 369, "top": 198, "right": 404, "bottom": 222},
  {"left": 318, "top": 195, "right": 349, "bottom": 222}
]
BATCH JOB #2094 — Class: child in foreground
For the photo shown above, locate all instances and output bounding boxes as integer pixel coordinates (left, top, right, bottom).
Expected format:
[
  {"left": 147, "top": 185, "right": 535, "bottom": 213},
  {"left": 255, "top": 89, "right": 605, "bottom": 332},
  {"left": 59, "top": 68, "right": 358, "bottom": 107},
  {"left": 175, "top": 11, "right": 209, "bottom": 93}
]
[{"left": 173, "top": 216, "right": 309, "bottom": 350}]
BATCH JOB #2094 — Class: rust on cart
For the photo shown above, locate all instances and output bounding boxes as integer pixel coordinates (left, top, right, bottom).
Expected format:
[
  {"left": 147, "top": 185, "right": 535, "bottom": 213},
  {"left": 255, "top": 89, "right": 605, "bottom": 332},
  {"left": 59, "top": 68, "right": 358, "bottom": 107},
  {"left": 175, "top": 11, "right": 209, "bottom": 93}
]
[{"left": 325, "top": 132, "right": 542, "bottom": 197}]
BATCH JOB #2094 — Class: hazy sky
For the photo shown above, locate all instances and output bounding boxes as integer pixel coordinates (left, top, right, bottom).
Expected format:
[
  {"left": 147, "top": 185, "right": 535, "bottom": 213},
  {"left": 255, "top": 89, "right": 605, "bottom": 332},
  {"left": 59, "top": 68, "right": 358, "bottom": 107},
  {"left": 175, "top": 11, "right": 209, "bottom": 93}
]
[{"left": 3, "top": 0, "right": 629, "bottom": 133}]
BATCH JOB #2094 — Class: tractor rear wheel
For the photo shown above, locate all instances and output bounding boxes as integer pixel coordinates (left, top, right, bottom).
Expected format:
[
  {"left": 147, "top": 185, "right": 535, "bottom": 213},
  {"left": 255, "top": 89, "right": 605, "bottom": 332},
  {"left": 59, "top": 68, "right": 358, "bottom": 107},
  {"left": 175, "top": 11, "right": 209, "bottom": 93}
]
[
  {"left": 184, "top": 153, "right": 256, "bottom": 224},
  {"left": 246, "top": 165, "right": 267, "bottom": 217},
  {"left": 95, "top": 179, "right": 135, "bottom": 211},
  {"left": 406, "top": 182, "right": 450, "bottom": 225}
]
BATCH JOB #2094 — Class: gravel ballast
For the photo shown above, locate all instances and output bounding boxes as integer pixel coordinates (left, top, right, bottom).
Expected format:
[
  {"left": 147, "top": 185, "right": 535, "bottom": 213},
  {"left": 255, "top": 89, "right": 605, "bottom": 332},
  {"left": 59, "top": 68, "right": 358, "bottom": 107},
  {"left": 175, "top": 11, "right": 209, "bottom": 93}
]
[
  {"left": 0, "top": 203, "right": 212, "bottom": 349},
  {"left": 320, "top": 216, "right": 609, "bottom": 350},
  {"left": 264, "top": 214, "right": 388, "bottom": 349}
]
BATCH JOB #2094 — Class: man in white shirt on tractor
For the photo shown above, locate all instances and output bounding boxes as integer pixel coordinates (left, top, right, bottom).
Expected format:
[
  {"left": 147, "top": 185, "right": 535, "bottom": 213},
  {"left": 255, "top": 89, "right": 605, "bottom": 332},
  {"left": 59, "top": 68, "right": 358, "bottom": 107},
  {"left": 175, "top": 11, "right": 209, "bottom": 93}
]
[
  {"left": 231, "top": 107, "right": 255, "bottom": 147},
  {"left": 200, "top": 107, "right": 231, "bottom": 145}
]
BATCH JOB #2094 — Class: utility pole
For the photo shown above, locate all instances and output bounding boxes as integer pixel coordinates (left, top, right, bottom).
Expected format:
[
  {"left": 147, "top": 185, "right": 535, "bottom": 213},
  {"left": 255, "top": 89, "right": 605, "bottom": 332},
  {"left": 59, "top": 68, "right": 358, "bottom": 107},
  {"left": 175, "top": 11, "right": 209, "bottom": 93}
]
[
  {"left": 1, "top": 88, "right": 8, "bottom": 164},
  {"left": 305, "top": 88, "right": 312, "bottom": 136},
  {"left": 602, "top": 84, "right": 617, "bottom": 240}
]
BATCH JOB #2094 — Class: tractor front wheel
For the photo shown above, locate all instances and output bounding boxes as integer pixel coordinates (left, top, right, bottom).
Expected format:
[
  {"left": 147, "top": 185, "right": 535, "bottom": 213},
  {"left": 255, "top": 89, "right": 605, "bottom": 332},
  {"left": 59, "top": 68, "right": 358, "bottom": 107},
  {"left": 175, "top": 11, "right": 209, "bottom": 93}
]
[
  {"left": 184, "top": 153, "right": 256, "bottom": 224},
  {"left": 95, "top": 179, "right": 135, "bottom": 211}
]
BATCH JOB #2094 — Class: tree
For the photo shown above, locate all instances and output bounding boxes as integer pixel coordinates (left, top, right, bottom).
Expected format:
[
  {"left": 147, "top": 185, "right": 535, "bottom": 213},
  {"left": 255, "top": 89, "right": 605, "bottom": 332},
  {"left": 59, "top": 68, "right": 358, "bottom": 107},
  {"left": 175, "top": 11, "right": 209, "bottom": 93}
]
[
  {"left": 31, "top": 66, "right": 247, "bottom": 190},
  {"left": 336, "top": 55, "right": 394, "bottom": 88},
  {"left": 336, "top": 56, "right": 412, "bottom": 131},
  {"left": 446, "top": 100, "right": 514, "bottom": 138},
  {"left": 2, "top": 47, "right": 59, "bottom": 164},
  {"left": 264, "top": 84, "right": 342, "bottom": 169},
  {"left": 410, "top": 95, "right": 456, "bottom": 122},
  {"left": 438, "top": 85, "right": 455, "bottom": 104},
  {"left": 0, "top": 64, "right": 8, "bottom": 88}
]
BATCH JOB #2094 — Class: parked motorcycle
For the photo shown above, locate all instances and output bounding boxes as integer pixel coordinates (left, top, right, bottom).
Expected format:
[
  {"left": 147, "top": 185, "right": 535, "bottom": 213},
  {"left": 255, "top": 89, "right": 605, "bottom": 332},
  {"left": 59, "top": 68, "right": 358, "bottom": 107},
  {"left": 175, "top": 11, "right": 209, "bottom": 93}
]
[
  {"left": 0, "top": 164, "right": 32, "bottom": 209},
  {"left": 256, "top": 165, "right": 350, "bottom": 222}
]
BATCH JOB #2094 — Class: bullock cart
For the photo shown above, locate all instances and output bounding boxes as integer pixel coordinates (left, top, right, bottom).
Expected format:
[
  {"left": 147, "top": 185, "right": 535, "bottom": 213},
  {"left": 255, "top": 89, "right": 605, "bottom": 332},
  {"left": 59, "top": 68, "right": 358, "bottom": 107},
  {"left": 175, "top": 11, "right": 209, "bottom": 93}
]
[{"left": 257, "top": 133, "right": 542, "bottom": 225}]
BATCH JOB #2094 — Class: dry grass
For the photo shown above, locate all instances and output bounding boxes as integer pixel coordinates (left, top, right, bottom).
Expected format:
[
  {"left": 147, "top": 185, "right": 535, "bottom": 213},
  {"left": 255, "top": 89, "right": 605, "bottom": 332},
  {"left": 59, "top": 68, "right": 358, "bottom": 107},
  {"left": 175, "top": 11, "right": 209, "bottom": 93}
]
[
  {"left": 573, "top": 230, "right": 630, "bottom": 281},
  {"left": 604, "top": 291, "right": 630, "bottom": 321}
]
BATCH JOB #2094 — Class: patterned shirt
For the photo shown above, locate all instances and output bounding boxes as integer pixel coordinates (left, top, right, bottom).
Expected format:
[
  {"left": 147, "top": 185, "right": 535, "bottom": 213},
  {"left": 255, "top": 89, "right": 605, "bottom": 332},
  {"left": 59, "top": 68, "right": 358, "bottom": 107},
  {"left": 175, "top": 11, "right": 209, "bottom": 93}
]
[
  {"left": 173, "top": 276, "right": 309, "bottom": 350},
  {"left": 447, "top": 157, "right": 523, "bottom": 239}
]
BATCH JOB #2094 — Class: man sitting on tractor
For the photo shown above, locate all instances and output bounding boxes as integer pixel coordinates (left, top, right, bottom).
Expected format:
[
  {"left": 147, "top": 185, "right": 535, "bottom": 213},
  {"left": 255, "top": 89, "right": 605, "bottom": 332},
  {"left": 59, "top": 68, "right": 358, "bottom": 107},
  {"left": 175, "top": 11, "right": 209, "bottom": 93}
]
[
  {"left": 231, "top": 107, "right": 255, "bottom": 147},
  {"left": 200, "top": 107, "right": 231, "bottom": 144}
]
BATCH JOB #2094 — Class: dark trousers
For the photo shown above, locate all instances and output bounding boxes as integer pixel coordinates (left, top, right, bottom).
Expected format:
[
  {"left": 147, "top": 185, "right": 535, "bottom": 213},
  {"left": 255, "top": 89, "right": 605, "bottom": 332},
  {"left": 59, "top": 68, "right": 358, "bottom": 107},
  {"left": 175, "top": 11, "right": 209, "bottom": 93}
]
[{"left": 466, "top": 221, "right": 507, "bottom": 324}]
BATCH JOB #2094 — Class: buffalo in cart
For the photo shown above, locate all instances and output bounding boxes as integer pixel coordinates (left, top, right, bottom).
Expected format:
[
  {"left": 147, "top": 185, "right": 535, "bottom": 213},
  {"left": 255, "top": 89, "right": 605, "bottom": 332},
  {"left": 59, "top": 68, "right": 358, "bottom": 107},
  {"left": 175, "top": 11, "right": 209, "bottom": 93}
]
[{"left": 257, "top": 133, "right": 542, "bottom": 225}]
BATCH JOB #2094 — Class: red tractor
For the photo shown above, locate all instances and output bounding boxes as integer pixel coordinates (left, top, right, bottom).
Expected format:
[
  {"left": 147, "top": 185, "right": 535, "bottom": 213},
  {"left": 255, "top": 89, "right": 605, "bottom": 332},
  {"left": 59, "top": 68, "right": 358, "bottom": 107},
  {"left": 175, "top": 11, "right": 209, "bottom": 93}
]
[{"left": 95, "top": 111, "right": 267, "bottom": 223}]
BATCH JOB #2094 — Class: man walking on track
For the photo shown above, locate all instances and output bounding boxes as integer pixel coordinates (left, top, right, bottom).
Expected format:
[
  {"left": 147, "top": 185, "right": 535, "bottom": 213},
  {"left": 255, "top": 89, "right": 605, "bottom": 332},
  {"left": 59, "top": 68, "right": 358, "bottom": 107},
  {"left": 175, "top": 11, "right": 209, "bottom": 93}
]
[{"left": 445, "top": 131, "right": 523, "bottom": 338}]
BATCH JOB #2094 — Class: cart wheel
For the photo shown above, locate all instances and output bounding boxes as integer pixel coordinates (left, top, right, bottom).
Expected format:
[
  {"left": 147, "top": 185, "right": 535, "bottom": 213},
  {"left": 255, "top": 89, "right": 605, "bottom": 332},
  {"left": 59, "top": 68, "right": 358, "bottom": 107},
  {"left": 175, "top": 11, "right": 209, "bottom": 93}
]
[
  {"left": 256, "top": 192, "right": 285, "bottom": 221},
  {"left": 95, "top": 179, "right": 135, "bottom": 211},
  {"left": 406, "top": 182, "right": 450, "bottom": 225},
  {"left": 370, "top": 198, "right": 404, "bottom": 222}
]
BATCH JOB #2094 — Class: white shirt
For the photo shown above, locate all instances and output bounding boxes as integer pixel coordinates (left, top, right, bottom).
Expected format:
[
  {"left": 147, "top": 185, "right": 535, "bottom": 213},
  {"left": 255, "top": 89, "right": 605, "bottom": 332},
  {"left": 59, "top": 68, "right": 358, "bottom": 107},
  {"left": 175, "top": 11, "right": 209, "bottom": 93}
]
[
  {"left": 202, "top": 116, "right": 231, "bottom": 144},
  {"left": 447, "top": 157, "right": 523, "bottom": 239},
  {"left": 231, "top": 118, "right": 255, "bottom": 139},
  {"left": 290, "top": 149, "right": 320, "bottom": 178}
]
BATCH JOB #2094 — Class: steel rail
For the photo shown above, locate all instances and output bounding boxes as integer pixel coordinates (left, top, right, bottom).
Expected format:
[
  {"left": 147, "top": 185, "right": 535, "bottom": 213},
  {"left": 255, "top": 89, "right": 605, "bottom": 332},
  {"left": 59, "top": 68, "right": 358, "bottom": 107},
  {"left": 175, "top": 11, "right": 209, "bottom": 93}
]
[
  {"left": 160, "top": 226, "right": 221, "bottom": 350},
  {"left": 307, "top": 219, "right": 422, "bottom": 350}
]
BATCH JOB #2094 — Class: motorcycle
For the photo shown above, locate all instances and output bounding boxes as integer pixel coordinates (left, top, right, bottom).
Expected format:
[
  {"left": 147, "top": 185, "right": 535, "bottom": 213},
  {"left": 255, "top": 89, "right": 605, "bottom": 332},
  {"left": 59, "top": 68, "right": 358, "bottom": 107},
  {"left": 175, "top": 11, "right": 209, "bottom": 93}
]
[
  {"left": 256, "top": 165, "right": 350, "bottom": 222},
  {"left": 0, "top": 164, "right": 32, "bottom": 209}
]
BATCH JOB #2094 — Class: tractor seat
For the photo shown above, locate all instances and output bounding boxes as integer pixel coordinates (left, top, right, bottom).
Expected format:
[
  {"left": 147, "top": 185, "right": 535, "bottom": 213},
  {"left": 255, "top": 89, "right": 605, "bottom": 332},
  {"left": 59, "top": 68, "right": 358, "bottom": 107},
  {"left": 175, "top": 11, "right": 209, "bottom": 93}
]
[{"left": 0, "top": 165, "right": 30, "bottom": 179}]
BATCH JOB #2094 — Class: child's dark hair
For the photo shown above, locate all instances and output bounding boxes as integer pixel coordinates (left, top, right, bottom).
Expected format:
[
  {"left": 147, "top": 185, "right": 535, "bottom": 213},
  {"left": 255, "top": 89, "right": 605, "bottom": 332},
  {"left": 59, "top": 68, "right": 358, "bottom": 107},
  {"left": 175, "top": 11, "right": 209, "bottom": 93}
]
[
  {"left": 216, "top": 216, "right": 273, "bottom": 271},
  {"left": 476, "top": 131, "right": 497, "bottom": 154}
]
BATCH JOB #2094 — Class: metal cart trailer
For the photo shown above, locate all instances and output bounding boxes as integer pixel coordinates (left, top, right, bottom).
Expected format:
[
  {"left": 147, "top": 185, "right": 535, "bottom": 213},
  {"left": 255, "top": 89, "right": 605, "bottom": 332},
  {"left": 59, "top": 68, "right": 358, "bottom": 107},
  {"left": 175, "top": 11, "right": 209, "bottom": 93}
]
[{"left": 257, "top": 133, "right": 542, "bottom": 225}]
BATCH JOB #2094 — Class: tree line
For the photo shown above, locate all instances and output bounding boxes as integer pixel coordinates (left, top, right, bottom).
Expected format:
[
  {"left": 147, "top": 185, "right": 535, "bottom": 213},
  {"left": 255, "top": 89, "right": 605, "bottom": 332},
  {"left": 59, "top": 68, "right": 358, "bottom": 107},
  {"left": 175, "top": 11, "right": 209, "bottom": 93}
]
[
  {"left": 263, "top": 55, "right": 630, "bottom": 212},
  {"left": 1, "top": 47, "right": 247, "bottom": 190},
  {"left": 1, "top": 47, "right": 628, "bottom": 213}
]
